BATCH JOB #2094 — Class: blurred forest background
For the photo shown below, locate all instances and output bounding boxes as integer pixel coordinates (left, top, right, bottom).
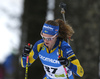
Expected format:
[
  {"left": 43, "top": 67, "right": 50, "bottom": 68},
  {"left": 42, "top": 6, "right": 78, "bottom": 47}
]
[{"left": 0, "top": 0, "right": 99, "bottom": 79}]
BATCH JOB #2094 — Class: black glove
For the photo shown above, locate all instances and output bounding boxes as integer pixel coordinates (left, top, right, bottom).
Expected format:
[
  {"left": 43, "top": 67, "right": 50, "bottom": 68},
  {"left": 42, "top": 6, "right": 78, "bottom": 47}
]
[
  {"left": 22, "top": 44, "right": 32, "bottom": 57},
  {"left": 58, "top": 57, "right": 70, "bottom": 67}
]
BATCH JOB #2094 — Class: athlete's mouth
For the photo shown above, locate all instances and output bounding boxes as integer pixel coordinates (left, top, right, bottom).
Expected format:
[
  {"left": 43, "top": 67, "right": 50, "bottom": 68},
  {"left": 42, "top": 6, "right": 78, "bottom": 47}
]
[{"left": 45, "top": 42, "right": 49, "bottom": 45}]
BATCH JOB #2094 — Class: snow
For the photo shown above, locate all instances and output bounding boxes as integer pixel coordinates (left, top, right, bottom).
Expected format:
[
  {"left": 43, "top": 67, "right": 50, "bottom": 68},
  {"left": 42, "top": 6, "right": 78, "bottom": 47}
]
[
  {"left": 46, "top": 0, "right": 55, "bottom": 20},
  {"left": 0, "top": 0, "right": 55, "bottom": 64},
  {"left": 0, "top": 0, "right": 24, "bottom": 64}
]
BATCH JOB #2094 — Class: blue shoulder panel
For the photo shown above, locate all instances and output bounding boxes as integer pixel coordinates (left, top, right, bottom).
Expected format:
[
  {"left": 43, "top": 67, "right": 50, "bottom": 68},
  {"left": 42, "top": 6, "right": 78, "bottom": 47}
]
[
  {"left": 61, "top": 41, "right": 74, "bottom": 58},
  {"left": 32, "top": 39, "right": 44, "bottom": 59}
]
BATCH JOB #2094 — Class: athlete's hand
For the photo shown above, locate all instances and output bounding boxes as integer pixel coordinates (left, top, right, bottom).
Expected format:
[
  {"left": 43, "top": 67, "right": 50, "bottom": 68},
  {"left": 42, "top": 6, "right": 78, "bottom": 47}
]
[
  {"left": 22, "top": 44, "right": 32, "bottom": 57},
  {"left": 58, "top": 57, "right": 70, "bottom": 67}
]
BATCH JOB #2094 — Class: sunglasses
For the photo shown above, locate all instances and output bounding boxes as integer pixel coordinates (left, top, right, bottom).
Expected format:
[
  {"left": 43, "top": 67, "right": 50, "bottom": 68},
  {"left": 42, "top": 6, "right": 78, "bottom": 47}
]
[{"left": 41, "top": 33, "right": 57, "bottom": 41}]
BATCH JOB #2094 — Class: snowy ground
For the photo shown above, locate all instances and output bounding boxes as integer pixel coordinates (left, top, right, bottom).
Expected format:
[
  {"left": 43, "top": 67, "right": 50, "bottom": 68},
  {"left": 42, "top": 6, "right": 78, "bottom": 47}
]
[{"left": 0, "top": 0, "right": 24, "bottom": 64}]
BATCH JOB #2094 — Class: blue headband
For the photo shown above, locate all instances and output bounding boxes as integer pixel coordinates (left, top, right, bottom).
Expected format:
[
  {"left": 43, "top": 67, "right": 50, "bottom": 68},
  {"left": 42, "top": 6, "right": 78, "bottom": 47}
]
[{"left": 42, "top": 23, "right": 59, "bottom": 35}]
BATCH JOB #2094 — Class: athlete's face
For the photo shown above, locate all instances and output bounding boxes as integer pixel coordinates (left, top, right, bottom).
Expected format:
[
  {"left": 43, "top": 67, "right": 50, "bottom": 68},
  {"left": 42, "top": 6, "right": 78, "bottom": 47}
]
[{"left": 41, "top": 33, "right": 57, "bottom": 49}]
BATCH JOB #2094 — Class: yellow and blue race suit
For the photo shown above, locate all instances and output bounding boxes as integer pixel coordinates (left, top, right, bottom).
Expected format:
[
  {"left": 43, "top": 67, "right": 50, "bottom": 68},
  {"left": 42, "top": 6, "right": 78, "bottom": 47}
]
[{"left": 21, "top": 38, "right": 84, "bottom": 79}]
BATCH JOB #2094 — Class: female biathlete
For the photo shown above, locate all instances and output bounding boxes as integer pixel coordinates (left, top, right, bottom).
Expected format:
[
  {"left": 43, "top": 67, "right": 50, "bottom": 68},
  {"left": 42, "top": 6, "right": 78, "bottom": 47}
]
[{"left": 21, "top": 19, "right": 84, "bottom": 79}]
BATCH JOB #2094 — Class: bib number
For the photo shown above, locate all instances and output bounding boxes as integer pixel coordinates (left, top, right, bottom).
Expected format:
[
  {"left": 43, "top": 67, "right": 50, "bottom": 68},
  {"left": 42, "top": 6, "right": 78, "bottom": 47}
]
[{"left": 44, "top": 65, "right": 57, "bottom": 74}]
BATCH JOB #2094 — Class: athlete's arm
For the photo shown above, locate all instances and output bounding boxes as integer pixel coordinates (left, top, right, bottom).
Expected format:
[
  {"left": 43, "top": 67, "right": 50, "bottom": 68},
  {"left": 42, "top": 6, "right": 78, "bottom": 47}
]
[
  {"left": 21, "top": 39, "right": 44, "bottom": 68},
  {"left": 62, "top": 41, "right": 84, "bottom": 77}
]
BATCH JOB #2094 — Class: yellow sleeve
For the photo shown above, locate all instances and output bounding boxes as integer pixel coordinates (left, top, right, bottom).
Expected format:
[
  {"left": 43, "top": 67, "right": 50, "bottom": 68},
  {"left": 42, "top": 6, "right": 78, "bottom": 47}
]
[
  {"left": 28, "top": 50, "right": 35, "bottom": 64},
  {"left": 21, "top": 50, "right": 36, "bottom": 67},
  {"left": 71, "top": 59, "right": 84, "bottom": 77}
]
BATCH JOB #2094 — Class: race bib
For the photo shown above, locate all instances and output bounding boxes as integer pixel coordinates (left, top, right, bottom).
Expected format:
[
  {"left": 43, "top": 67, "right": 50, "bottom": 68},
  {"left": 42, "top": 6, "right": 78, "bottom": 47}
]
[{"left": 43, "top": 64, "right": 72, "bottom": 79}]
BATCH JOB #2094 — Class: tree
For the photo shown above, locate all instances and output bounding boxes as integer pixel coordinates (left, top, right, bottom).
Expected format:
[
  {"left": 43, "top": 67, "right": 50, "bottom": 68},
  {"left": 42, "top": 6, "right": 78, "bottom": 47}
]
[
  {"left": 19, "top": 0, "right": 47, "bottom": 79},
  {"left": 55, "top": 0, "right": 99, "bottom": 79}
]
